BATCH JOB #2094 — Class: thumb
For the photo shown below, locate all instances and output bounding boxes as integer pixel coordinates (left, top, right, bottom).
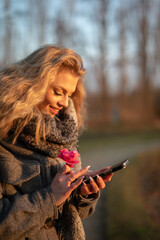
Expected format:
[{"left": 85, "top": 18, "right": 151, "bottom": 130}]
[{"left": 59, "top": 164, "right": 71, "bottom": 174}]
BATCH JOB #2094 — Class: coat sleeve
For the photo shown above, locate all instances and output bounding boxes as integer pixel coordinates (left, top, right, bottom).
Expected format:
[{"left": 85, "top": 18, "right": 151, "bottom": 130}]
[
  {"left": 71, "top": 191, "right": 100, "bottom": 220},
  {"left": 69, "top": 150, "right": 100, "bottom": 219},
  {"left": 0, "top": 183, "right": 58, "bottom": 240}
]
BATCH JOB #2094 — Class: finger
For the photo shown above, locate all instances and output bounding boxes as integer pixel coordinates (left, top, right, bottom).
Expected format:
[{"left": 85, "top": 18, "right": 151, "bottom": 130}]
[
  {"left": 103, "top": 173, "right": 113, "bottom": 182},
  {"left": 83, "top": 167, "right": 110, "bottom": 177},
  {"left": 69, "top": 166, "right": 90, "bottom": 182},
  {"left": 80, "top": 182, "right": 91, "bottom": 196},
  {"left": 88, "top": 177, "right": 99, "bottom": 193},
  {"left": 95, "top": 175, "right": 105, "bottom": 189},
  {"left": 66, "top": 169, "right": 74, "bottom": 175},
  {"left": 70, "top": 178, "right": 83, "bottom": 191},
  {"left": 59, "top": 164, "right": 71, "bottom": 174},
  {"left": 67, "top": 177, "right": 73, "bottom": 186}
]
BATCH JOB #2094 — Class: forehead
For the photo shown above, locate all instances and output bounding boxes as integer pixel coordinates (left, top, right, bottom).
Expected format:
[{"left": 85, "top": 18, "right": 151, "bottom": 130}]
[{"left": 52, "top": 69, "right": 79, "bottom": 92}]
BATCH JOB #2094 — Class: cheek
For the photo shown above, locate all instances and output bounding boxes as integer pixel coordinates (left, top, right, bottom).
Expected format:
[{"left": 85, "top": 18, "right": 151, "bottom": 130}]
[
  {"left": 39, "top": 94, "right": 54, "bottom": 109},
  {"left": 45, "top": 93, "right": 57, "bottom": 105}
]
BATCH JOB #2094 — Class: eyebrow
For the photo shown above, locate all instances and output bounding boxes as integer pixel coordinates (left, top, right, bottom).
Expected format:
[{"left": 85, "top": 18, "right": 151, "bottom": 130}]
[{"left": 54, "top": 86, "right": 75, "bottom": 95}]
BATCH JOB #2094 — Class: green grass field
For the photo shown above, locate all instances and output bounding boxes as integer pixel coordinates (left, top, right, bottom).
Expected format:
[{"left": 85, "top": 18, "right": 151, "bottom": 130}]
[
  {"left": 79, "top": 129, "right": 160, "bottom": 153},
  {"left": 79, "top": 130, "right": 160, "bottom": 240},
  {"left": 107, "top": 151, "right": 160, "bottom": 240}
]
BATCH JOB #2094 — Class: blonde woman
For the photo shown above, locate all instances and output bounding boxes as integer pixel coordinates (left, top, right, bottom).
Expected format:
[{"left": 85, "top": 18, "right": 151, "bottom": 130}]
[{"left": 0, "top": 45, "right": 112, "bottom": 240}]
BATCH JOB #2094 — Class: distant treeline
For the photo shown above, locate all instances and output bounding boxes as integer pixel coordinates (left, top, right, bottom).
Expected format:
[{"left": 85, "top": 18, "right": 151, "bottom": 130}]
[{"left": 0, "top": 0, "right": 160, "bottom": 129}]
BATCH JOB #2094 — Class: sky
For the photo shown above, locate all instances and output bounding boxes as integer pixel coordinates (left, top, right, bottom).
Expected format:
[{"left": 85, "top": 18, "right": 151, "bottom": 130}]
[{"left": 0, "top": 0, "right": 159, "bottom": 93}]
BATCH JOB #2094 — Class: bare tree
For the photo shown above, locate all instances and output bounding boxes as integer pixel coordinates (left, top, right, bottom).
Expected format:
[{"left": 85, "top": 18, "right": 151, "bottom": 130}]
[
  {"left": 37, "top": 0, "right": 47, "bottom": 45},
  {"left": 96, "top": 0, "right": 110, "bottom": 123},
  {"left": 3, "top": 0, "right": 12, "bottom": 65},
  {"left": 27, "top": 0, "right": 47, "bottom": 47},
  {"left": 152, "top": 0, "right": 160, "bottom": 119},
  {"left": 116, "top": 3, "right": 128, "bottom": 117},
  {"left": 136, "top": 0, "right": 154, "bottom": 123},
  {"left": 53, "top": 0, "right": 85, "bottom": 50},
  {"left": 154, "top": 1, "right": 160, "bottom": 81}
]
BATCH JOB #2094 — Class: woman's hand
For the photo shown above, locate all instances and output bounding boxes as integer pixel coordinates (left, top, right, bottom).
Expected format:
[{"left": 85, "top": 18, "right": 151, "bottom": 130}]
[
  {"left": 50, "top": 164, "right": 90, "bottom": 206},
  {"left": 80, "top": 167, "right": 113, "bottom": 196}
]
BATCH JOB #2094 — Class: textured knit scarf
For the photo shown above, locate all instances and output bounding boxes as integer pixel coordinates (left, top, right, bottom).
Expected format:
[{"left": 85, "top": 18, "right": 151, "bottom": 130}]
[{"left": 10, "top": 99, "right": 79, "bottom": 160}]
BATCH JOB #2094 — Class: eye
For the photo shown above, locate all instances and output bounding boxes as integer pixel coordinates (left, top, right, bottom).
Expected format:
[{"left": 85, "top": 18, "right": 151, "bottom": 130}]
[{"left": 54, "top": 90, "right": 63, "bottom": 96}]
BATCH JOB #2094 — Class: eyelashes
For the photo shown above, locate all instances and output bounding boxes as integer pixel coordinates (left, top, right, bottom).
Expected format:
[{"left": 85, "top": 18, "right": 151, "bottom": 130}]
[
  {"left": 54, "top": 90, "right": 62, "bottom": 96},
  {"left": 54, "top": 90, "right": 72, "bottom": 98}
]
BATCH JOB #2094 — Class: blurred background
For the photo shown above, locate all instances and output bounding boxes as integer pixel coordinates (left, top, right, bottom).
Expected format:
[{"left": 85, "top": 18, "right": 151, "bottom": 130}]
[{"left": 0, "top": 0, "right": 160, "bottom": 239}]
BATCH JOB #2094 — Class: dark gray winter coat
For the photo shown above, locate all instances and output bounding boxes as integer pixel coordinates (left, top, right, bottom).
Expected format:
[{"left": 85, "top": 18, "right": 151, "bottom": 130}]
[{"left": 0, "top": 100, "right": 99, "bottom": 240}]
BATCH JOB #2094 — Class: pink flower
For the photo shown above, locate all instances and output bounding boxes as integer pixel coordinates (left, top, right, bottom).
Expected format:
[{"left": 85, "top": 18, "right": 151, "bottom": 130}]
[{"left": 58, "top": 148, "right": 80, "bottom": 168}]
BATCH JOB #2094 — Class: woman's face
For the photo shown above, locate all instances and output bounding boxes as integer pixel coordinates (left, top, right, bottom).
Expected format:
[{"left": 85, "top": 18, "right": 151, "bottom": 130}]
[{"left": 37, "top": 69, "right": 79, "bottom": 117}]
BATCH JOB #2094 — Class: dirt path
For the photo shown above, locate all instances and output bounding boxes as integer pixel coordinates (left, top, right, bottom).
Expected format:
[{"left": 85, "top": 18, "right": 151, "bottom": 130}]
[{"left": 81, "top": 139, "right": 160, "bottom": 240}]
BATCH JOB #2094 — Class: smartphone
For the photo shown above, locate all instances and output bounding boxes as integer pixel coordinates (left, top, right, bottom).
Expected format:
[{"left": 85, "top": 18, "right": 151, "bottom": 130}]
[{"left": 83, "top": 159, "right": 129, "bottom": 184}]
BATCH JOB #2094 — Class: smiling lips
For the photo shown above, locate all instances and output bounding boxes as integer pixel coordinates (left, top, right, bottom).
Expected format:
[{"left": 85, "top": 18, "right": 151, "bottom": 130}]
[{"left": 49, "top": 105, "right": 60, "bottom": 115}]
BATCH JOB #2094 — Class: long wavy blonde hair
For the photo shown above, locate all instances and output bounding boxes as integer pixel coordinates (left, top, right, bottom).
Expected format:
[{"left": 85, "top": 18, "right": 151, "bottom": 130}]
[{"left": 0, "top": 45, "right": 86, "bottom": 143}]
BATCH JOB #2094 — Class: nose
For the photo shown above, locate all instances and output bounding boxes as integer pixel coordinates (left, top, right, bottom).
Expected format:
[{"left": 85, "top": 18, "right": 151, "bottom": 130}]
[{"left": 58, "top": 95, "right": 69, "bottom": 108}]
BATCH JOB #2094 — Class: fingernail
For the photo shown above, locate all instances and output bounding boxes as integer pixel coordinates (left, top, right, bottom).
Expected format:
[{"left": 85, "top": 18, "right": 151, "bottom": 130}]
[
  {"left": 89, "top": 176, "right": 94, "bottom": 181},
  {"left": 86, "top": 165, "right": 91, "bottom": 169},
  {"left": 96, "top": 175, "right": 101, "bottom": 180}
]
